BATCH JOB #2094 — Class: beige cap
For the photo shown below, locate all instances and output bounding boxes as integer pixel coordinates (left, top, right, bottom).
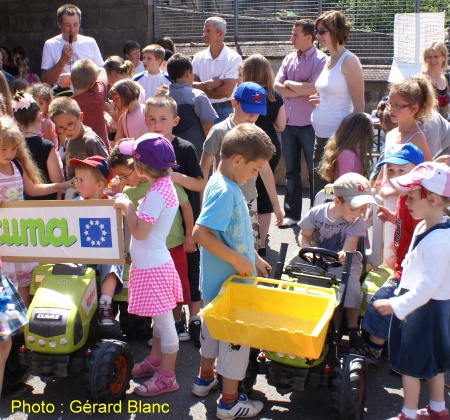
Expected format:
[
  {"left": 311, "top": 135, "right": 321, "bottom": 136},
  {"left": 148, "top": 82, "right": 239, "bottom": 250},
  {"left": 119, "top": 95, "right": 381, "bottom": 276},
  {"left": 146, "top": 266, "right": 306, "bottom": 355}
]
[{"left": 333, "top": 173, "right": 376, "bottom": 208}]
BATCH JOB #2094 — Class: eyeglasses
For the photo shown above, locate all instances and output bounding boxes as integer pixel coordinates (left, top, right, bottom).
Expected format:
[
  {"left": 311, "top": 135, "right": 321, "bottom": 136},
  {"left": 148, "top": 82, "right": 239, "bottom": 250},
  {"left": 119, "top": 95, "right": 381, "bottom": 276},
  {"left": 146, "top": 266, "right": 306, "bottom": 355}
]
[
  {"left": 115, "top": 169, "right": 134, "bottom": 181},
  {"left": 55, "top": 119, "right": 78, "bottom": 134},
  {"left": 386, "top": 102, "right": 410, "bottom": 111},
  {"left": 314, "top": 29, "right": 329, "bottom": 36}
]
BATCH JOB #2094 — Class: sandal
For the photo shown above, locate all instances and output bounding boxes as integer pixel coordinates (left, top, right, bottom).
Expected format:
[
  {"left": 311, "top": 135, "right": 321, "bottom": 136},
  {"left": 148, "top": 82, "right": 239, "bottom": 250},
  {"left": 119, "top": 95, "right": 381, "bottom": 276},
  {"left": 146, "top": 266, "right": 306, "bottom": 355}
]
[
  {"left": 134, "top": 371, "right": 179, "bottom": 397},
  {"left": 131, "top": 356, "right": 160, "bottom": 379}
]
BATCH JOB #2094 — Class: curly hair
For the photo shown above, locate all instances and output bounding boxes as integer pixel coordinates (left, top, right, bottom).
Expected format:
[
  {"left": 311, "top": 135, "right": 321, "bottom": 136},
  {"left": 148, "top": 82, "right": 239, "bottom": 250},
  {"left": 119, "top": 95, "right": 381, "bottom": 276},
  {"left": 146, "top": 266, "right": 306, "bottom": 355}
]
[{"left": 319, "top": 113, "right": 373, "bottom": 182}]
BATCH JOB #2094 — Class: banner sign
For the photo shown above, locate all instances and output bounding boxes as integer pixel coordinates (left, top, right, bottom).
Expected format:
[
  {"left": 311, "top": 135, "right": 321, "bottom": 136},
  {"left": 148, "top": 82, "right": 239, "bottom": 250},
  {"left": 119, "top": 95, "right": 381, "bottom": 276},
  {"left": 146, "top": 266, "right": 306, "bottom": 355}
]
[{"left": 0, "top": 200, "right": 124, "bottom": 264}]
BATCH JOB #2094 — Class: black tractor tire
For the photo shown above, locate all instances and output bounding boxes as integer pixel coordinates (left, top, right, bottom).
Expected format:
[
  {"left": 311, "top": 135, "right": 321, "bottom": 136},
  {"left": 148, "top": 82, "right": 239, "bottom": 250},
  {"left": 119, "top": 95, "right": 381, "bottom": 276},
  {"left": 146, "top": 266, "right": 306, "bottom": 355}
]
[
  {"left": 331, "top": 354, "right": 367, "bottom": 420},
  {"left": 2, "top": 334, "right": 29, "bottom": 394},
  {"left": 84, "top": 339, "right": 133, "bottom": 403},
  {"left": 238, "top": 348, "right": 260, "bottom": 395},
  {"left": 118, "top": 302, "right": 150, "bottom": 339}
]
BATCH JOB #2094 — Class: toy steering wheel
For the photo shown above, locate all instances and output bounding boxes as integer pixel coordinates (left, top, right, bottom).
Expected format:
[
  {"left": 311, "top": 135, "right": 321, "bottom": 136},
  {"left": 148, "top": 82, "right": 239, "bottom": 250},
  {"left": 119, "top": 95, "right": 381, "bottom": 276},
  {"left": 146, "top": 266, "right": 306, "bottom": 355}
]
[{"left": 298, "top": 247, "right": 341, "bottom": 269}]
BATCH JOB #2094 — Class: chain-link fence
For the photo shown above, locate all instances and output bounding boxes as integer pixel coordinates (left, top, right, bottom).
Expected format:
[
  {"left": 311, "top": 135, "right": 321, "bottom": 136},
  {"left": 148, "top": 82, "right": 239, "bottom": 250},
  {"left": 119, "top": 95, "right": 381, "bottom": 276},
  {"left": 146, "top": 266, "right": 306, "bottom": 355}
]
[{"left": 154, "top": 0, "right": 449, "bottom": 63}]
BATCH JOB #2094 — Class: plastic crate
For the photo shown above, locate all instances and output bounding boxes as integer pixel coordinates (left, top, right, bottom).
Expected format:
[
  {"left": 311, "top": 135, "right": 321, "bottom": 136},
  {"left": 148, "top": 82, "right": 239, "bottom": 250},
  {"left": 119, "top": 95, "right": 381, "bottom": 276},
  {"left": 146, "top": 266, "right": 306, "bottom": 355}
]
[{"left": 200, "top": 276, "right": 337, "bottom": 360}]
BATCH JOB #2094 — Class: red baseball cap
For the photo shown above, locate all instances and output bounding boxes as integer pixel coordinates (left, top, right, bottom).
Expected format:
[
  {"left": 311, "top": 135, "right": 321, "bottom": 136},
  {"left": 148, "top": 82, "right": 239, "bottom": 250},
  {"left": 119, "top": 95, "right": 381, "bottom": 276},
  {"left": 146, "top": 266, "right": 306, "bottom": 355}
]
[{"left": 69, "top": 155, "right": 113, "bottom": 183}]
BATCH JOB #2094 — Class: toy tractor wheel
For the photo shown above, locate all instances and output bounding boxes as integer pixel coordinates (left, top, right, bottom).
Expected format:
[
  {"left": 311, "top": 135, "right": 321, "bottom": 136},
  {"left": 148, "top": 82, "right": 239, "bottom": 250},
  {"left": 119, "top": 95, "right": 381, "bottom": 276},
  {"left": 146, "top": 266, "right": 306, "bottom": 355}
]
[
  {"left": 238, "top": 348, "right": 259, "bottom": 395},
  {"left": 331, "top": 354, "right": 367, "bottom": 420},
  {"left": 84, "top": 339, "right": 133, "bottom": 403},
  {"left": 118, "top": 302, "right": 150, "bottom": 339},
  {"left": 2, "top": 334, "right": 29, "bottom": 394}
]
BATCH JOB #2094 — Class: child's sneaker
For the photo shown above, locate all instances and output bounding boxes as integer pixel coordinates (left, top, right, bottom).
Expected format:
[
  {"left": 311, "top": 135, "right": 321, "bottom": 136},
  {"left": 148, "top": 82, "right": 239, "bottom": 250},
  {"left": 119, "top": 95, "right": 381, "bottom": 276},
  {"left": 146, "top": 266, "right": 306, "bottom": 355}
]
[
  {"left": 192, "top": 375, "right": 218, "bottom": 396},
  {"left": 189, "top": 318, "right": 202, "bottom": 348},
  {"left": 216, "top": 393, "right": 263, "bottom": 419},
  {"left": 417, "top": 406, "right": 449, "bottom": 420},
  {"left": 175, "top": 320, "right": 191, "bottom": 342},
  {"left": 97, "top": 302, "right": 115, "bottom": 326},
  {"left": 134, "top": 371, "right": 179, "bottom": 397}
]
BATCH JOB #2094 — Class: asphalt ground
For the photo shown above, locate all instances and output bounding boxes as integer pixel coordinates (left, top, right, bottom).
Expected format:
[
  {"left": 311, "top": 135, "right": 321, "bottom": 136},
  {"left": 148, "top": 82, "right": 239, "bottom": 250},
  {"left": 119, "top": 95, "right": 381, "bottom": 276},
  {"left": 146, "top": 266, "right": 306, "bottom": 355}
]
[{"left": 1, "top": 186, "right": 449, "bottom": 420}]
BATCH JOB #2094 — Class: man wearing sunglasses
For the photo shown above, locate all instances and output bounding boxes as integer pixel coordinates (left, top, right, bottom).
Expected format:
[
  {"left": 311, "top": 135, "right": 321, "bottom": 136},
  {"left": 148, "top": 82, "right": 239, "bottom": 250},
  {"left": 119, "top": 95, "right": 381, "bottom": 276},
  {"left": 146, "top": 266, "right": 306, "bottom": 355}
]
[{"left": 275, "top": 20, "right": 327, "bottom": 228}]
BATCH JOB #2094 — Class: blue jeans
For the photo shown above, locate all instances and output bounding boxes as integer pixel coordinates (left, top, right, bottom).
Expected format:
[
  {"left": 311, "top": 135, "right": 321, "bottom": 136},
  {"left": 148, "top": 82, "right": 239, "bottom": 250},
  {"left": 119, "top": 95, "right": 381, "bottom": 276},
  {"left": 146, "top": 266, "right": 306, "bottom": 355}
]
[
  {"left": 213, "top": 106, "right": 233, "bottom": 124},
  {"left": 281, "top": 124, "right": 315, "bottom": 220}
]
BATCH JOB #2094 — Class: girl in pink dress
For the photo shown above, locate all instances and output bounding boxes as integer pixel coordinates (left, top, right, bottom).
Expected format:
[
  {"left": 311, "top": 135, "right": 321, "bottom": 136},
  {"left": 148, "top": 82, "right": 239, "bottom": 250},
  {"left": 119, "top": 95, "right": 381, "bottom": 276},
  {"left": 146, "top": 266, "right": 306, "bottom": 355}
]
[{"left": 114, "top": 133, "right": 183, "bottom": 397}]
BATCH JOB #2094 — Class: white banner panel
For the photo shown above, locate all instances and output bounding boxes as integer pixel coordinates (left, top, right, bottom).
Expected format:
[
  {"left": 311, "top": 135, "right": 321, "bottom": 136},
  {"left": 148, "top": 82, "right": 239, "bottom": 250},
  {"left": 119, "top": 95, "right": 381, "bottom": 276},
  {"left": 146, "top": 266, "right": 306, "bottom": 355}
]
[{"left": 0, "top": 200, "right": 124, "bottom": 264}]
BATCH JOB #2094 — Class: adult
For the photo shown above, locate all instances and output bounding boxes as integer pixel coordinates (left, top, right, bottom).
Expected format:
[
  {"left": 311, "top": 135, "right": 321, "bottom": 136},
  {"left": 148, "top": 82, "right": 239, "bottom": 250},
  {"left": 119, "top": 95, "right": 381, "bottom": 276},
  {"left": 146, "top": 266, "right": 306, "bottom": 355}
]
[
  {"left": 0, "top": 48, "right": 14, "bottom": 84},
  {"left": 274, "top": 19, "right": 326, "bottom": 227},
  {"left": 422, "top": 41, "right": 450, "bottom": 121},
  {"left": 192, "top": 16, "right": 242, "bottom": 123},
  {"left": 242, "top": 54, "right": 286, "bottom": 254},
  {"left": 41, "top": 4, "right": 103, "bottom": 85},
  {"left": 310, "top": 10, "right": 365, "bottom": 198}
]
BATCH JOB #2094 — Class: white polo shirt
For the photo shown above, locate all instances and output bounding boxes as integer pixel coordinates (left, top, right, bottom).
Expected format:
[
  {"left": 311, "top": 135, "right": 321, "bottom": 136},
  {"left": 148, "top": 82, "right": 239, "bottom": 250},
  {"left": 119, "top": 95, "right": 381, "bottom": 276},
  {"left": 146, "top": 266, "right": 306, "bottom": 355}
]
[{"left": 192, "top": 44, "right": 242, "bottom": 104}]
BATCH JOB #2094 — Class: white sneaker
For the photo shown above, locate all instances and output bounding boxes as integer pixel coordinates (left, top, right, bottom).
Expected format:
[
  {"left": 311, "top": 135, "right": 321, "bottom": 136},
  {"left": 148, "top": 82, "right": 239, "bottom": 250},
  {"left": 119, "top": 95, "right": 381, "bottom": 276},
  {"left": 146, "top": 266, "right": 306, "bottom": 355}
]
[
  {"left": 191, "top": 375, "right": 218, "bottom": 396},
  {"left": 216, "top": 393, "right": 263, "bottom": 419},
  {"left": 279, "top": 217, "right": 299, "bottom": 228}
]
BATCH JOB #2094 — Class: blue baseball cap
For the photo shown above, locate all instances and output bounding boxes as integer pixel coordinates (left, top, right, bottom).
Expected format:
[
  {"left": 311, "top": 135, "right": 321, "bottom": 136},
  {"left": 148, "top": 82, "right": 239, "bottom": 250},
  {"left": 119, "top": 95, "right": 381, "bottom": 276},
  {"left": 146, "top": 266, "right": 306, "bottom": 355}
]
[
  {"left": 375, "top": 143, "right": 424, "bottom": 170},
  {"left": 234, "top": 82, "right": 267, "bottom": 116}
]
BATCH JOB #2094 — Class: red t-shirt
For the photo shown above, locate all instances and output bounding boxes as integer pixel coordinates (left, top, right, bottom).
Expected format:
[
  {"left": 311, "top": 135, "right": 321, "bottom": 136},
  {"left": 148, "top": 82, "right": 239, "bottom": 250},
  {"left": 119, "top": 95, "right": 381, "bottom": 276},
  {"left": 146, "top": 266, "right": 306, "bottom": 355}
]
[
  {"left": 74, "top": 80, "right": 110, "bottom": 150},
  {"left": 393, "top": 195, "right": 421, "bottom": 280}
]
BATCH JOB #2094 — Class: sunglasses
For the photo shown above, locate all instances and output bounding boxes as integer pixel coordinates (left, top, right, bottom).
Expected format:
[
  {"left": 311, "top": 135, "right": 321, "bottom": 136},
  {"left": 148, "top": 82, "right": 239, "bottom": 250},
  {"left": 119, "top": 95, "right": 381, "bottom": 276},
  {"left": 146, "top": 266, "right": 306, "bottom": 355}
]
[{"left": 314, "top": 29, "right": 329, "bottom": 36}]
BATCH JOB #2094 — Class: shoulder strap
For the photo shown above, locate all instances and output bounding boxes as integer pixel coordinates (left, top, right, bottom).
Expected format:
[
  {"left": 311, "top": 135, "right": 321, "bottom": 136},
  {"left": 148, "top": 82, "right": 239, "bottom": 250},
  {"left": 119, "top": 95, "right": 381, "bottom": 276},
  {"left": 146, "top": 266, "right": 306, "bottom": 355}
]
[
  {"left": 12, "top": 159, "right": 23, "bottom": 177},
  {"left": 445, "top": 72, "right": 450, "bottom": 85},
  {"left": 412, "top": 218, "right": 450, "bottom": 250}
]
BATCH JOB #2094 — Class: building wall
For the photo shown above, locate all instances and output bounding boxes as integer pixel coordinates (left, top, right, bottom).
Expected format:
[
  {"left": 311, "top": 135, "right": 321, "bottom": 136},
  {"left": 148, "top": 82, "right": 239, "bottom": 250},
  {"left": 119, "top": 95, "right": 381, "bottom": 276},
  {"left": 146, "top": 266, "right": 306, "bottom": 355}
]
[{"left": 0, "top": 0, "right": 153, "bottom": 74}]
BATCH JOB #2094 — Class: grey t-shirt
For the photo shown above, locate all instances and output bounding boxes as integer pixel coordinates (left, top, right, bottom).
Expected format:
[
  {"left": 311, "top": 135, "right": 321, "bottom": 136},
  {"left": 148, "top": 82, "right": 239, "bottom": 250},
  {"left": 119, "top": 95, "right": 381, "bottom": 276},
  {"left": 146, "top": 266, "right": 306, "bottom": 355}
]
[{"left": 299, "top": 202, "right": 365, "bottom": 251}]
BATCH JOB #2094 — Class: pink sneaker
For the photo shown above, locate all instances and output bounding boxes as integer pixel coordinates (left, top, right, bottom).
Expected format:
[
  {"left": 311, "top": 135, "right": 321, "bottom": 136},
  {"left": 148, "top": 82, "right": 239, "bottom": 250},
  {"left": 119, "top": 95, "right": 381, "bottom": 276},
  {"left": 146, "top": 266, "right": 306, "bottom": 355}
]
[
  {"left": 134, "top": 371, "right": 179, "bottom": 397},
  {"left": 417, "top": 406, "right": 449, "bottom": 420},
  {"left": 131, "top": 356, "right": 159, "bottom": 379}
]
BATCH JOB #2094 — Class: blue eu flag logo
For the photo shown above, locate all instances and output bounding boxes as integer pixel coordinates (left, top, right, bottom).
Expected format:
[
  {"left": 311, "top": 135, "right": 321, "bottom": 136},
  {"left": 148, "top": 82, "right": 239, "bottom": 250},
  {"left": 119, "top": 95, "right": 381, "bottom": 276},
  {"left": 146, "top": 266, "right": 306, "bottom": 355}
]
[{"left": 79, "top": 218, "right": 112, "bottom": 248}]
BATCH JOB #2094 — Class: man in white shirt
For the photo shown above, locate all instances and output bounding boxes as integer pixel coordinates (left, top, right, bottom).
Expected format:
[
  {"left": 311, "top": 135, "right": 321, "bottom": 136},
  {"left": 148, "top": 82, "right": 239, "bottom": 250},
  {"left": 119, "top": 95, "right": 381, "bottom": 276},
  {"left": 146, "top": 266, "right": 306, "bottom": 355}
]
[
  {"left": 192, "top": 17, "right": 242, "bottom": 123},
  {"left": 41, "top": 4, "right": 103, "bottom": 85}
]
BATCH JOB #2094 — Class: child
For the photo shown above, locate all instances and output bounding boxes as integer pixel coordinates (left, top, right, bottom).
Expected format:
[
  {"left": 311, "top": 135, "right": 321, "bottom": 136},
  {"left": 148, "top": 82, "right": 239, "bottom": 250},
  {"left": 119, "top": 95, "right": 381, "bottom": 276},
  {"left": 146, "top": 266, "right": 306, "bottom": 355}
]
[
  {"left": 48, "top": 97, "right": 108, "bottom": 180},
  {"left": 110, "top": 79, "right": 148, "bottom": 142},
  {"left": 133, "top": 44, "right": 171, "bottom": 100},
  {"left": 373, "top": 161, "right": 450, "bottom": 420},
  {"left": 167, "top": 53, "right": 217, "bottom": 159},
  {"left": 27, "top": 83, "right": 59, "bottom": 148},
  {"left": 108, "top": 144, "right": 195, "bottom": 341},
  {"left": 200, "top": 82, "right": 283, "bottom": 251},
  {"left": 318, "top": 112, "right": 373, "bottom": 182},
  {"left": 69, "top": 155, "right": 124, "bottom": 326},
  {"left": 192, "top": 124, "right": 273, "bottom": 419},
  {"left": 0, "top": 115, "right": 72, "bottom": 305},
  {"left": 114, "top": 134, "right": 183, "bottom": 397},
  {"left": 70, "top": 59, "right": 110, "bottom": 151},
  {"left": 15, "top": 56, "right": 40, "bottom": 85},
  {"left": 0, "top": 268, "right": 28, "bottom": 396},
  {"left": 12, "top": 91, "right": 63, "bottom": 200},
  {"left": 144, "top": 95, "right": 204, "bottom": 346},
  {"left": 123, "top": 40, "right": 144, "bottom": 75},
  {"left": 360, "top": 144, "right": 424, "bottom": 363},
  {"left": 298, "top": 172, "right": 376, "bottom": 350}
]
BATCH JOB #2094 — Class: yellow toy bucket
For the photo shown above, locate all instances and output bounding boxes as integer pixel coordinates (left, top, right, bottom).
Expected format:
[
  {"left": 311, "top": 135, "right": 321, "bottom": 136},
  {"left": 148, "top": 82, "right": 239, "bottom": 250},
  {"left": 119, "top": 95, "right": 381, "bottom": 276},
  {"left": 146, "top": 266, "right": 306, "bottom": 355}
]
[{"left": 200, "top": 276, "right": 337, "bottom": 360}]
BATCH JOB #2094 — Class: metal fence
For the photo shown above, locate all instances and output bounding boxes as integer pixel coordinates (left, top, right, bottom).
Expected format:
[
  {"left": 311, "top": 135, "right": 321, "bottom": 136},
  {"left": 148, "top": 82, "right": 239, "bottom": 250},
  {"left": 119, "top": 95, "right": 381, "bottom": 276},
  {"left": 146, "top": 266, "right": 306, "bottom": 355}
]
[{"left": 154, "top": 0, "right": 449, "bottom": 63}]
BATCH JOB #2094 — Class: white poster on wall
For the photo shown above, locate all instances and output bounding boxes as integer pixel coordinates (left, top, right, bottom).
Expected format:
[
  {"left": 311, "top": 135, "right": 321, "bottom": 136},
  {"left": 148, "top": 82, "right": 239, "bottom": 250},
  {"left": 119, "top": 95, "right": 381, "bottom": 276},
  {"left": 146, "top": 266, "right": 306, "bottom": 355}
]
[
  {"left": 0, "top": 200, "right": 124, "bottom": 264},
  {"left": 389, "top": 12, "right": 445, "bottom": 82}
]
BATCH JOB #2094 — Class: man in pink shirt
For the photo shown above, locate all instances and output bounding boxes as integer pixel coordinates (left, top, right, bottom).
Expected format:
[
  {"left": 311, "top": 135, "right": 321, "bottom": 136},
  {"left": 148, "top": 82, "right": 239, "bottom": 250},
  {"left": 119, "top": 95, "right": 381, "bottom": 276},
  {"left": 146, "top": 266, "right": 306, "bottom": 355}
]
[{"left": 275, "top": 20, "right": 326, "bottom": 227}]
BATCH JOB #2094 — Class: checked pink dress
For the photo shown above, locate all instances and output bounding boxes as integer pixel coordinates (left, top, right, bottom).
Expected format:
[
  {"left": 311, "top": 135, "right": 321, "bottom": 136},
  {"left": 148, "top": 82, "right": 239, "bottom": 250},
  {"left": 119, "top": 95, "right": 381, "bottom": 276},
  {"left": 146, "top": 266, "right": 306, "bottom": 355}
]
[{"left": 128, "top": 176, "right": 183, "bottom": 317}]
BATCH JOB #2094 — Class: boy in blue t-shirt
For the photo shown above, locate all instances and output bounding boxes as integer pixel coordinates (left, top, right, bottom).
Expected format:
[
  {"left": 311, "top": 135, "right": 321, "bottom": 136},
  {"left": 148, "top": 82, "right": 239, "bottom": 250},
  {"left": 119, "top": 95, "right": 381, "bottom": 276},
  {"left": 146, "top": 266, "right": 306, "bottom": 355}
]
[{"left": 192, "top": 123, "right": 274, "bottom": 419}]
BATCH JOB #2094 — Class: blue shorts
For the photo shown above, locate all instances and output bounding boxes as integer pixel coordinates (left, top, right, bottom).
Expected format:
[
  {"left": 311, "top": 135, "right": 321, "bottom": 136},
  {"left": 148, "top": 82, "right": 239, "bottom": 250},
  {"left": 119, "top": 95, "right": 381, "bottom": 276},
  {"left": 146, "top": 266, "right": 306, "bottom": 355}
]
[
  {"left": 361, "top": 275, "right": 399, "bottom": 340},
  {"left": 0, "top": 270, "right": 28, "bottom": 342}
]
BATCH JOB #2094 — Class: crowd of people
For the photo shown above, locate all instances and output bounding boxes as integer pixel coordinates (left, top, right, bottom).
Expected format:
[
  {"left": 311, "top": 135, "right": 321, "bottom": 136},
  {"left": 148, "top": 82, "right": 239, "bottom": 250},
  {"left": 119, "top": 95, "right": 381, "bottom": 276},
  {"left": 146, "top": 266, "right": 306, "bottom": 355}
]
[{"left": 0, "top": 3, "right": 450, "bottom": 420}]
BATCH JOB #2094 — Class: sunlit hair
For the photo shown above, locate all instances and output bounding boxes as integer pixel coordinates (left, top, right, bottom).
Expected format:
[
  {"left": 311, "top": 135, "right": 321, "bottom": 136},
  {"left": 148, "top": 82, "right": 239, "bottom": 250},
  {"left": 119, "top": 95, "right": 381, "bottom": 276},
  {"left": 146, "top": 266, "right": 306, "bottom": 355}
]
[
  {"left": 108, "top": 142, "right": 135, "bottom": 169},
  {"left": 294, "top": 19, "right": 315, "bottom": 39},
  {"left": 74, "top": 162, "right": 108, "bottom": 184},
  {"left": 57, "top": 4, "right": 81, "bottom": 25},
  {"left": 389, "top": 74, "right": 436, "bottom": 121},
  {"left": 134, "top": 159, "right": 169, "bottom": 179},
  {"left": 103, "top": 56, "right": 134, "bottom": 79},
  {"left": 142, "top": 44, "right": 165, "bottom": 61},
  {"left": 315, "top": 10, "right": 351, "bottom": 50},
  {"left": 145, "top": 95, "right": 177, "bottom": 118},
  {"left": 205, "top": 16, "right": 227, "bottom": 36},
  {"left": 71, "top": 59, "right": 99, "bottom": 90},
  {"left": 27, "top": 83, "right": 52, "bottom": 102},
  {"left": 0, "top": 115, "right": 43, "bottom": 184},
  {"left": 48, "top": 97, "right": 81, "bottom": 119},
  {"left": 241, "top": 54, "right": 276, "bottom": 102},
  {"left": 221, "top": 124, "right": 275, "bottom": 162},
  {"left": 167, "top": 54, "right": 192, "bottom": 81},
  {"left": 9, "top": 78, "right": 29, "bottom": 96},
  {"left": 422, "top": 41, "right": 449, "bottom": 72},
  {"left": 0, "top": 72, "right": 13, "bottom": 116},
  {"left": 319, "top": 113, "right": 373, "bottom": 182},
  {"left": 109, "top": 79, "right": 140, "bottom": 107}
]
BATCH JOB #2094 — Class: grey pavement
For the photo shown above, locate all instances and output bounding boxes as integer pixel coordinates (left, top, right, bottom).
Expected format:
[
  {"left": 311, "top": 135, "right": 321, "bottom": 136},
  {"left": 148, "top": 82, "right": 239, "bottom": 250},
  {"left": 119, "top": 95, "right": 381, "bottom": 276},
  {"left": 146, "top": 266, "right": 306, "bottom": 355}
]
[{"left": 1, "top": 186, "right": 449, "bottom": 420}]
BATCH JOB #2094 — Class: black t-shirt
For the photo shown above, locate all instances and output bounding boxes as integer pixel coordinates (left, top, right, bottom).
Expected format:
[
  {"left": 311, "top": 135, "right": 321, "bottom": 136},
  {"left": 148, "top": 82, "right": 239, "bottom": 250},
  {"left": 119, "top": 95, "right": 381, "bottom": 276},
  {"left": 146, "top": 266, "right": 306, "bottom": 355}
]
[
  {"left": 171, "top": 136, "right": 203, "bottom": 220},
  {"left": 25, "top": 135, "right": 58, "bottom": 200},
  {"left": 255, "top": 90, "right": 283, "bottom": 147}
]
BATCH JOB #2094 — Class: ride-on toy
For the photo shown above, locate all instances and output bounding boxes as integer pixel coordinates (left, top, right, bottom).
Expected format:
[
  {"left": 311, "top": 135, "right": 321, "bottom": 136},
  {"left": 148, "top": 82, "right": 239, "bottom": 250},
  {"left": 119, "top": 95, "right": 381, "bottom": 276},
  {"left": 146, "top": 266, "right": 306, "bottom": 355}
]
[
  {"left": 201, "top": 244, "right": 368, "bottom": 420},
  {"left": 4, "top": 262, "right": 133, "bottom": 402}
]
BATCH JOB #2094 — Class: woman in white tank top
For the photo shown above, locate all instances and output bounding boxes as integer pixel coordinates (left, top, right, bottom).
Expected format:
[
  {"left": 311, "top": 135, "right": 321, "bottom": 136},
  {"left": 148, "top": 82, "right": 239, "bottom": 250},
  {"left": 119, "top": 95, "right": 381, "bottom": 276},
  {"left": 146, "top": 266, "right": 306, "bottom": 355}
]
[{"left": 309, "top": 10, "right": 365, "bottom": 197}]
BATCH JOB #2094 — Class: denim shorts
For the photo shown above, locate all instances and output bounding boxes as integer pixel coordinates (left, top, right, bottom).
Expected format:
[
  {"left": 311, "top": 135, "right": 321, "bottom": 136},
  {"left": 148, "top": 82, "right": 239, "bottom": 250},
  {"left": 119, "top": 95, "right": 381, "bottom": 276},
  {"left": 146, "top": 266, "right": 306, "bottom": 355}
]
[
  {"left": 361, "top": 275, "right": 399, "bottom": 340},
  {"left": 89, "top": 264, "right": 124, "bottom": 296},
  {"left": 389, "top": 289, "right": 450, "bottom": 379}
]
